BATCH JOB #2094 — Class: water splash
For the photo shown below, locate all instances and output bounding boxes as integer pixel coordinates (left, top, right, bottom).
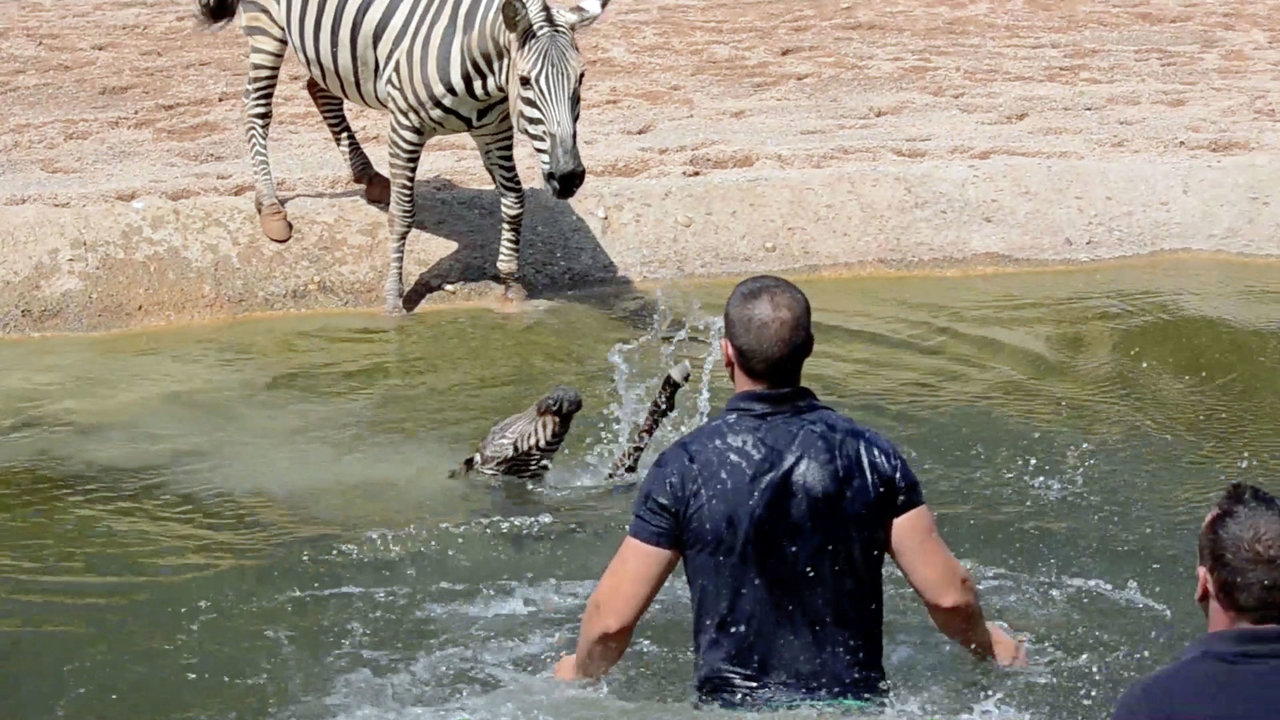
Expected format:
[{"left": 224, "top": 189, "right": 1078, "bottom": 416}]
[{"left": 576, "top": 293, "right": 724, "bottom": 482}]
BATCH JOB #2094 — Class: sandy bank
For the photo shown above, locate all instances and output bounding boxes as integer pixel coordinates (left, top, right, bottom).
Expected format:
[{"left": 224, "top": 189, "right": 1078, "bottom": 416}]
[{"left": 4, "top": 0, "right": 1280, "bottom": 334}]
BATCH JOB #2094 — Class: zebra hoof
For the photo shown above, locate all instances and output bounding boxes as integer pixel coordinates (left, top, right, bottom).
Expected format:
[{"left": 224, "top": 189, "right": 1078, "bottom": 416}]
[
  {"left": 502, "top": 282, "right": 528, "bottom": 303},
  {"left": 259, "top": 204, "right": 292, "bottom": 243},
  {"left": 363, "top": 174, "right": 391, "bottom": 205}
]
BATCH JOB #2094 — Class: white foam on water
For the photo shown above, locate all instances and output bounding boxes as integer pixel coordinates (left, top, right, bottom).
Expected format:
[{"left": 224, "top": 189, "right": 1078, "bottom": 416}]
[
  {"left": 962, "top": 563, "right": 1171, "bottom": 618},
  {"left": 310, "top": 667, "right": 1036, "bottom": 720},
  {"left": 1001, "top": 443, "right": 1097, "bottom": 502},
  {"left": 284, "top": 585, "right": 410, "bottom": 600},
  {"left": 438, "top": 513, "right": 558, "bottom": 535},
  {"left": 1058, "top": 576, "right": 1171, "bottom": 618},
  {"left": 415, "top": 578, "right": 597, "bottom": 620},
  {"left": 328, "top": 514, "right": 562, "bottom": 561},
  {"left": 878, "top": 693, "right": 1031, "bottom": 720},
  {"left": 274, "top": 551, "right": 1055, "bottom": 720}
]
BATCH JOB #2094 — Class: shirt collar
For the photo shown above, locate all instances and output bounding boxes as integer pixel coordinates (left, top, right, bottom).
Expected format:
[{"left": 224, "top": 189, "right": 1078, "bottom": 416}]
[
  {"left": 1185, "top": 625, "right": 1280, "bottom": 659},
  {"left": 724, "top": 386, "right": 822, "bottom": 415}
]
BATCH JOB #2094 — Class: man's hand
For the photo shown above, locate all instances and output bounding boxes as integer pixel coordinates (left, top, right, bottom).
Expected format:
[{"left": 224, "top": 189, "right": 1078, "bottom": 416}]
[
  {"left": 554, "top": 653, "right": 581, "bottom": 681},
  {"left": 987, "top": 622, "right": 1028, "bottom": 667}
]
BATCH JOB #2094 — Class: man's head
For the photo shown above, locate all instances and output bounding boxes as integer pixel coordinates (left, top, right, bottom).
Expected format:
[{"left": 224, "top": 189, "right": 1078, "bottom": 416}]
[
  {"left": 1195, "top": 482, "right": 1280, "bottom": 628},
  {"left": 721, "top": 275, "right": 814, "bottom": 389}
]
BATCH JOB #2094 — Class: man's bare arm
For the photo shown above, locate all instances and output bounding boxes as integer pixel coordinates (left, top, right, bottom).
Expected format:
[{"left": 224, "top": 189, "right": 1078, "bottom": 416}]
[
  {"left": 889, "top": 504, "right": 1023, "bottom": 665},
  {"left": 555, "top": 536, "right": 681, "bottom": 680}
]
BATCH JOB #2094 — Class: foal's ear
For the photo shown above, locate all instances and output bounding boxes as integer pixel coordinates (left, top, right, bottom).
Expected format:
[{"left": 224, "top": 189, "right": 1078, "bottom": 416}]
[
  {"left": 559, "top": 0, "right": 610, "bottom": 31},
  {"left": 502, "top": 0, "right": 534, "bottom": 38}
]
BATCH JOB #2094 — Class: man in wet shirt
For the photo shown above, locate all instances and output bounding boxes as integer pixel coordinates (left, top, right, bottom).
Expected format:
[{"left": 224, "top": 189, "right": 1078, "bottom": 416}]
[{"left": 554, "top": 275, "right": 1025, "bottom": 707}]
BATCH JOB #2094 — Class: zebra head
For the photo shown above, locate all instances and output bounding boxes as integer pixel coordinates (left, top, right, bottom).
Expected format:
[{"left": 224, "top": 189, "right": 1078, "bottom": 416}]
[
  {"left": 501, "top": 0, "right": 609, "bottom": 200},
  {"left": 535, "top": 385, "right": 584, "bottom": 420}
]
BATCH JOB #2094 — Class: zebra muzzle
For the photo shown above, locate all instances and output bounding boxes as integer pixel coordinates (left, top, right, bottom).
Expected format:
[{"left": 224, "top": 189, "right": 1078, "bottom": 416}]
[
  {"left": 544, "top": 164, "right": 585, "bottom": 200},
  {"left": 544, "top": 140, "right": 586, "bottom": 200}
]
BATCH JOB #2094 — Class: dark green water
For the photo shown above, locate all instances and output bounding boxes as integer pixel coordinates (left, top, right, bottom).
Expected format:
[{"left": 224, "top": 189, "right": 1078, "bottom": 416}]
[{"left": 1, "top": 257, "right": 1277, "bottom": 719}]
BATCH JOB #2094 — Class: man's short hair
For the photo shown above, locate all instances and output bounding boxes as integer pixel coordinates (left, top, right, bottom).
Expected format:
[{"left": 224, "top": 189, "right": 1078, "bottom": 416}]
[
  {"left": 1198, "top": 482, "right": 1280, "bottom": 625},
  {"left": 723, "top": 275, "right": 813, "bottom": 387}
]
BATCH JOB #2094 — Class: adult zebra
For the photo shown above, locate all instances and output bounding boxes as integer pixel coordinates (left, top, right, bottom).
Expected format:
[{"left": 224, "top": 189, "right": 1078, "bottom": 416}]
[{"left": 196, "top": 0, "right": 609, "bottom": 312}]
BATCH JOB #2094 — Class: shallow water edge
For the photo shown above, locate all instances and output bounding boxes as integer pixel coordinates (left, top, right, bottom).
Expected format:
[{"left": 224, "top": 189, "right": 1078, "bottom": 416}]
[{"left": 4, "top": 250, "right": 1276, "bottom": 341}]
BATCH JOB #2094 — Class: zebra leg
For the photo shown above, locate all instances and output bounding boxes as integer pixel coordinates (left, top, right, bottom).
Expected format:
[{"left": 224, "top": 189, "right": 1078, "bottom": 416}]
[
  {"left": 384, "top": 110, "right": 430, "bottom": 314},
  {"left": 244, "top": 28, "right": 292, "bottom": 243},
  {"left": 305, "top": 79, "right": 391, "bottom": 206},
  {"left": 471, "top": 122, "right": 527, "bottom": 301}
]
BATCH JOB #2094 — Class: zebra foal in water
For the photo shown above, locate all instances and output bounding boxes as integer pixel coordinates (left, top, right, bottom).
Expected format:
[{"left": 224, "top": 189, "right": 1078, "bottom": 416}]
[
  {"left": 452, "top": 386, "right": 583, "bottom": 481},
  {"left": 453, "top": 362, "right": 691, "bottom": 485},
  {"left": 195, "top": 0, "right": 610, "bottom": 313}
]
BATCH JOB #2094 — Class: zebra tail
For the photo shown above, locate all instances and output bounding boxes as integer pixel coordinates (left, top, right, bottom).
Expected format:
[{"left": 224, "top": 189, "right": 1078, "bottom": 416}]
[{"left": 195, "top": 0, "right": 241, "bottom": 27}]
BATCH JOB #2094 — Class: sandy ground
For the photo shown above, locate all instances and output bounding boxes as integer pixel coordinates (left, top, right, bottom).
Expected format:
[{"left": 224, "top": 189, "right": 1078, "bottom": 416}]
[{"left": 2, "top": 0, "right": 1279, "bottom": 334}]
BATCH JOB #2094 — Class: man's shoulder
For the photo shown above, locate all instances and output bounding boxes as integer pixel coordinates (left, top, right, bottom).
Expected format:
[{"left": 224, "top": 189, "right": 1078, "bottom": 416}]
[
  {"left": 648, "top": 410, "right": 771, "bottom": 474},
  {"left": 673, "top": 409, "right": 746, "bottom": 445},
  {"left": 1110, "top": 649, "right": 1275, "bottom": 720},
  {"left": 802, "top": 404, "right": 904, "bottom": 456},
  {"left": 648, "top": 420, "right": 723, "bottom": 471},
  {"left": 1111, "top": 661, "right": 1186, "bottom": 719}
]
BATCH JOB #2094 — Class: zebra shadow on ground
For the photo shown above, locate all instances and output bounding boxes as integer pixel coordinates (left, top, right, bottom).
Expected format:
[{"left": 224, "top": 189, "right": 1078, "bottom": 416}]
[
  {"left": 392, "top": 176, "right": 634, "bottom": 314},
  {"left": 289, "top": 176, "right": 683, "bottom": 333}
]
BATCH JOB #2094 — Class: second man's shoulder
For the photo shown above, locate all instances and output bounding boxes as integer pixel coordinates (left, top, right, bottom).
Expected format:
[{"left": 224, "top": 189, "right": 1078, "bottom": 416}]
[{"left": 1108, "top": 666, "right": 1185, "bottom": 720}]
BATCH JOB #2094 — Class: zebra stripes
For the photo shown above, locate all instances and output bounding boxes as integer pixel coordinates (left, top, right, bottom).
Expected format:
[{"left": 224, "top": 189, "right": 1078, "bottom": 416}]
[
  {"left": 196, "top": 0, "right": 609, "bottom": 312},
  {"left": 454, "top": 386, "right": 583, "bottom": 481}
]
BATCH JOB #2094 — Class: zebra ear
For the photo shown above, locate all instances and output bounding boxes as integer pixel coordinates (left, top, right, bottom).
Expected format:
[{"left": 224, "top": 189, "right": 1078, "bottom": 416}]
[
  {"left": 501, "top": 0, "right": 533, "bottom": 38},
  {"left": 561, "top": 0, "right": 609, "bottom": 31}
]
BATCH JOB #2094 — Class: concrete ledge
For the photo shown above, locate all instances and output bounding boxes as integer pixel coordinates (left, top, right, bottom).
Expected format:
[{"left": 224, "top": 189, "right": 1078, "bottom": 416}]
[{"left": 3, "top": 157, "right": 1278, "bottom": 335}]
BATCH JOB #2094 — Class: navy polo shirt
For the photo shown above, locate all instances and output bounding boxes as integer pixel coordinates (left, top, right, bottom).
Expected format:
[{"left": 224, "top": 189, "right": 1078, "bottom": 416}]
[
  {"left": 629, "top": 387, "right": 925, "bottom": 707},
  {"left": 1110, "top": 626, "right": 1280, "bottom": 720}
]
